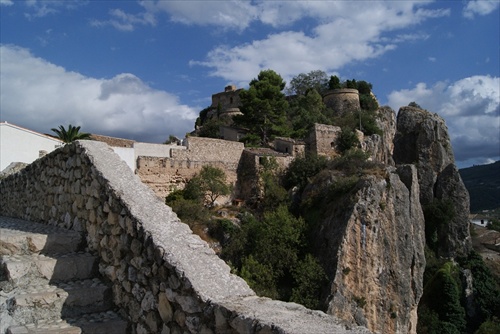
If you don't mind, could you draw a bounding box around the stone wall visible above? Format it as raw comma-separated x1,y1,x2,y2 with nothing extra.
136,137,244,199
0,140,371,334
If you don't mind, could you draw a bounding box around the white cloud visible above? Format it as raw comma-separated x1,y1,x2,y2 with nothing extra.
463,0,500,18
90,2,449,84
21,0,86,19
90,8,156,31
0,0,14,6
0,45,197,142
141,0,258,30
387,76,500,165
186,1,448,83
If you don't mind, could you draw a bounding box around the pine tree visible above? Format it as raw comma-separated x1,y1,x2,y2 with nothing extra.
233,70,289,146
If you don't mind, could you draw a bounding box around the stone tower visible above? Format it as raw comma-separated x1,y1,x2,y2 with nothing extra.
323,88,360,115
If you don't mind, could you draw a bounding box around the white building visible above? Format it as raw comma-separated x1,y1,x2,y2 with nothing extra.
0,122,63,171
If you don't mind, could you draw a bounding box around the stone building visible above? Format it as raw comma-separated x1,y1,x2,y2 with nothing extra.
210,85,243,119
274,137,305,157
307,123,342,157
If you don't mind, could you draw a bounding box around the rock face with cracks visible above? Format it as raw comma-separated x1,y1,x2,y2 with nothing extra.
393,106,471,258
309,165,426,334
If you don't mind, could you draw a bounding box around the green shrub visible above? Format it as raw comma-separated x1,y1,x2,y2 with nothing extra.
240,255,279,299
291,254,328,310
337,127,359,153
329,148,369,175
283,154,328,191
487,218,500,232
423,199,455,255
459,251,500,330
418,261,466,334
475,318,500,334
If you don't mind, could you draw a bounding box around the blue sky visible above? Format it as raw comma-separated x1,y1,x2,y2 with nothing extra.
1,0,499,168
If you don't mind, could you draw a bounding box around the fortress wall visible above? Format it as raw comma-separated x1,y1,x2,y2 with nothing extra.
136,137,245,198
0,140,368,334
136,156,239,199
174,136,244,164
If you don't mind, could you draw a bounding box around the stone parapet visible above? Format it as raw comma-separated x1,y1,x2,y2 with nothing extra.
0,140,371,334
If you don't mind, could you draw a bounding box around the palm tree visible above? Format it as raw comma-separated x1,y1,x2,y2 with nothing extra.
51,124,91,143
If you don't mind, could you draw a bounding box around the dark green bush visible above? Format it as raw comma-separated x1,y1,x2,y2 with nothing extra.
337,128,359,153
283,154,328,191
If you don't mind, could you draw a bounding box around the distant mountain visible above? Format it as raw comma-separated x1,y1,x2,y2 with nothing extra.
459,161,500,213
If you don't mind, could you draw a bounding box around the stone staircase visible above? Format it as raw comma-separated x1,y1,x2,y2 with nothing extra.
0,216,129,334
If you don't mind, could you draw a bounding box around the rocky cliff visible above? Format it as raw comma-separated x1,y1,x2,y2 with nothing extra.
309,165,425,334
304,105,471,333
393,106,471,258
361,106,396,166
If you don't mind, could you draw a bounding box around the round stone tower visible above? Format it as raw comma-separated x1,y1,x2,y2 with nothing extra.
323,88,360,115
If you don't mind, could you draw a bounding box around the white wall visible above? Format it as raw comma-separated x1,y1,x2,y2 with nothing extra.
111,147,136,171
0,122,63,171
471,219,489,227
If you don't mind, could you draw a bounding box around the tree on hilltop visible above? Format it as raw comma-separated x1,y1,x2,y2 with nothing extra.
287,70,329,96
51,124,91,143
233,70,289,146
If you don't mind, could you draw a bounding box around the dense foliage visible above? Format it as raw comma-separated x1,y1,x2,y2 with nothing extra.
287,70,329,96
418,198,500,334
233,70,289,146
423,199,455,255
196,69,381,146
287,88,331,138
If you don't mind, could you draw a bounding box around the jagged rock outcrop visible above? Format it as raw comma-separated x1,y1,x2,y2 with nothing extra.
393,106,455,205
434,164,472,257
393,106,471,258
309,166,426,333
362,106,397,166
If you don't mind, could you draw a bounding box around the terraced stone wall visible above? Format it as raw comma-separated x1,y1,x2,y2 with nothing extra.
0,140,370,334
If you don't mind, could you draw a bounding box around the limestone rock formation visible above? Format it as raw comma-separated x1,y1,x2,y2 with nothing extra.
362,106,396,166
309,166,426,333
393,106,455,205
434,164,472,257
393,106,471,258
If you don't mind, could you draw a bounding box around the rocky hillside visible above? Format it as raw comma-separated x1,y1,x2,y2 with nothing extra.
460,160,500,213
